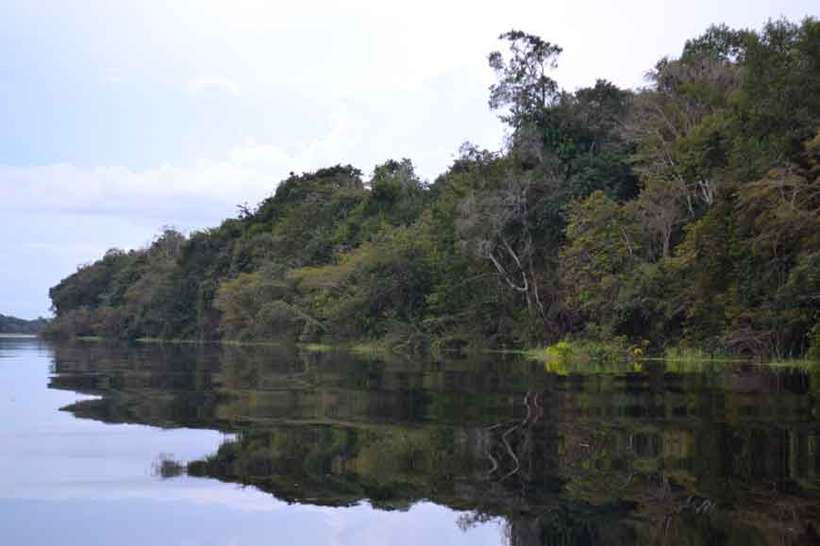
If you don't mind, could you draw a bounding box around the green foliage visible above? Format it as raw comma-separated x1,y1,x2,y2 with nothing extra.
214,269,310,341
0,314,49,334
45,18,820,358
525,338,632,370
808,323,820,361
561,191,645,312
488,30,562,128
662,345,739,363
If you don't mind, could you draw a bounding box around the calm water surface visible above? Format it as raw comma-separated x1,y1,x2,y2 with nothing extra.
1,336,818,545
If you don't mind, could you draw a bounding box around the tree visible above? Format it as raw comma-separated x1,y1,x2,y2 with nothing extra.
631,177,683,259
488,30,562,129
625,53,737,214
214,267,316,341
43,17,820,358
456,169,546,323
560,192,645,323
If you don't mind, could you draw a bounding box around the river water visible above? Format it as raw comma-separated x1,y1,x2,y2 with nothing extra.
1,336,818,545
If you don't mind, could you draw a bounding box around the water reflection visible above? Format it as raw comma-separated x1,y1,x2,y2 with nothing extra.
49,342,820,546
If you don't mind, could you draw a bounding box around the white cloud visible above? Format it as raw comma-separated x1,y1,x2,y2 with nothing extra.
0,105,370,225
188,77,241,96
0,78,497,227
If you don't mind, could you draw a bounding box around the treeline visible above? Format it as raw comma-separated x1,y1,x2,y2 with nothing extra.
47,19,820,357
0,314,49,334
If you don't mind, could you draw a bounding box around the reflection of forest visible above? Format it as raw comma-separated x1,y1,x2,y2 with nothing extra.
49,342,820,546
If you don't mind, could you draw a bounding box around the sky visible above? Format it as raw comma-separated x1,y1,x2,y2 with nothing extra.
0,0,816,319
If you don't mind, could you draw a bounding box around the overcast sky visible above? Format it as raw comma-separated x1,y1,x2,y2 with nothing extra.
1,0,816,319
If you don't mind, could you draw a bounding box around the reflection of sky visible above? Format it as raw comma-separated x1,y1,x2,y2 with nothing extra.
0,338,505,545
3,499,505,546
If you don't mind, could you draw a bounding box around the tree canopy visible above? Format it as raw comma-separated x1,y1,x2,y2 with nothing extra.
46,17,820,358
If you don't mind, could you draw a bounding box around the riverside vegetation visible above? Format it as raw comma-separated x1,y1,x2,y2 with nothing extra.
0,314,49,334
46,19,820,359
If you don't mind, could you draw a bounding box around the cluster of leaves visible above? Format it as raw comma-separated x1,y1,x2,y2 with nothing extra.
46,18,820,357
560,19,820,357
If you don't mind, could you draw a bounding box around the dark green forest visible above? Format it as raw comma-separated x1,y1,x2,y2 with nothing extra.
46,19,820,358
0,314,48,334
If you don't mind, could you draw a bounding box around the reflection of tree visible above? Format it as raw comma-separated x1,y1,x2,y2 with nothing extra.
485,390,545,482
46,341,820,546
152,453,185,479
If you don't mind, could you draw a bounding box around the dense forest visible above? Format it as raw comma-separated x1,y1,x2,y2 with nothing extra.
46,18,820,358
0,314,49,334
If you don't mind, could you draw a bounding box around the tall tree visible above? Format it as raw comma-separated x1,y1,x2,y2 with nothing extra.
488,30,562,130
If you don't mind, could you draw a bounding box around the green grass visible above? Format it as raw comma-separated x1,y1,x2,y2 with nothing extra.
758,358,820,370
526,339,629,361
299,342,336,353
658,345,744,363
522,340,820,374
135,337,213,345
349,341,392,356
524,339,635,374
51,334,820,371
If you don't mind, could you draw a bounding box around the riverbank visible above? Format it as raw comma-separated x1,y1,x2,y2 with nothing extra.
49,334,820,369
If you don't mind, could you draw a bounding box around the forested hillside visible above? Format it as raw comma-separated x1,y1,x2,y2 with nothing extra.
0,314,49,334
46,19,820,358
